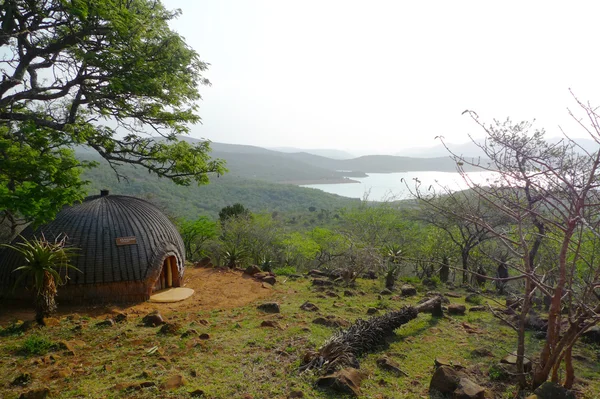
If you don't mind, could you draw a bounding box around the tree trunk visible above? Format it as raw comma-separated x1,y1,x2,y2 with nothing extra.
35,271,57,325
461,250,469,285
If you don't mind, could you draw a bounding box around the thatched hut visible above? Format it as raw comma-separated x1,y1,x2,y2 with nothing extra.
0,190,185,303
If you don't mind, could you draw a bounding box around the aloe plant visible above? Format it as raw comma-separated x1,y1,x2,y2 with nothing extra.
3,234,80,325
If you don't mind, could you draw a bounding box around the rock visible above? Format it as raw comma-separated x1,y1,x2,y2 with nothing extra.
288,390,304,398
309,269,329,277
181,329,199,338
95,318,115,327
142,312,165,327
533,381,576,399
245,265,262,275
262,276,276,285
524,313,548,332
316,368,366,396
199,333,210,340
114,381,155,391
158,322,182,335
469,306,486,312
257,302,280,313
41,317,60,327
51,367,72,379
344,290,355,297
501,352,532,372
400,284,417,296
299,301,319,312
313,316,350,329
19,388,50,399
380,288,393,295
582,325,600,344
446,292,461,298
465,294,482,304
422,277,437,287
447,304,466,315
11,372,32,387
312,278,333,286
325,290,340,298
376,356,406,376
113,312,127,323
260,320,283,329
454,377,485,399
429,365,462,394
190,389,206,397
161,374,186,390
424,291,449,303
367,308,378,315
471,348,493,357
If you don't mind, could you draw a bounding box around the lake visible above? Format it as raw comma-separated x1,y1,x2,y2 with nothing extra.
300,171,497,201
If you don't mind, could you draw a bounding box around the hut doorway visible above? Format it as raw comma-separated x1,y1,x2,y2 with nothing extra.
153,255,180,292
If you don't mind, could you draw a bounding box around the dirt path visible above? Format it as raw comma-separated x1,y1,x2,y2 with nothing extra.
0,267,273,324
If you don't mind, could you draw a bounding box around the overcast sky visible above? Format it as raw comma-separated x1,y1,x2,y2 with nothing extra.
163,0,600,154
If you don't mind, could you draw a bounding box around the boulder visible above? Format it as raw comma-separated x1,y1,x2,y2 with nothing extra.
158,322,182,335
257,302,280,313
95,318,115,327
260,320,283,330
454,378,485,399
429,365,462,394
161,374,186,390
401,285,417,296
190,389,206,397
316,368,366,396
501,352,532,372
142,312,165,327
299,301,319,312
312,278,333,287
533,381,576,399
376,356,406,377
244,265,262,276
465,294,482,304
582,325,600,344
313,316,350,329
11,373,32,387
447,304,466,315
262,276,276,285
344,290,355,297
288,390,304,398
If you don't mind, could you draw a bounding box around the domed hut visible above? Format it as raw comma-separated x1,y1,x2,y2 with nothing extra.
0,190,185,303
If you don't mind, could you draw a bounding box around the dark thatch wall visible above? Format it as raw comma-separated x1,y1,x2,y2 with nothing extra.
0,194,185,303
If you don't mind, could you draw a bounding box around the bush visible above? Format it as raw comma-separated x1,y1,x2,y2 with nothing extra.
272,266,297,276
401,276,421,285
20,334,53,355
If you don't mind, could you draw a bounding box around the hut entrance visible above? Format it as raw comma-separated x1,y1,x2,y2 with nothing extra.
154,256,180,292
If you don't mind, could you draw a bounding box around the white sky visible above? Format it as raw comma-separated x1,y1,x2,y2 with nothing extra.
163,0,600,154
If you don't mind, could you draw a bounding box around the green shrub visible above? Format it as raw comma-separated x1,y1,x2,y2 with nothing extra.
272,266,297,276
401,276,421,285
20,334,53,355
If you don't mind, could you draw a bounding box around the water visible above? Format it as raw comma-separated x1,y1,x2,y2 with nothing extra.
300,171,497,201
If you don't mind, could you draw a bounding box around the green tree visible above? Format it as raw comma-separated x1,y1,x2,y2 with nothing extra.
0,0,226,235
219,203,250,223
3,235,79,325
178,217,219,261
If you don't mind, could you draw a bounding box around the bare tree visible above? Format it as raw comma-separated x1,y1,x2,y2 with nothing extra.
428,93,600,389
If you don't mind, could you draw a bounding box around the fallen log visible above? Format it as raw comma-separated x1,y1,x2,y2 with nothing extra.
301,296,442,374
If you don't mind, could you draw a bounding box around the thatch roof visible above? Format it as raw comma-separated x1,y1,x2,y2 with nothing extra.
0,192,185,301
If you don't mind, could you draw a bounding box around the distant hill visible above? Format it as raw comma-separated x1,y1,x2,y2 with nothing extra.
270,146,356,159
395,137,600,158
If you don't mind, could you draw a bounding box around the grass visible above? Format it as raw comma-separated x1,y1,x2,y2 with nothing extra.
0,272,599,398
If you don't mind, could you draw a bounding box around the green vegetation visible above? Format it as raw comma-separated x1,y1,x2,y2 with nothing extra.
0,0,225,235
3,235,79,324
20,334,54,356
